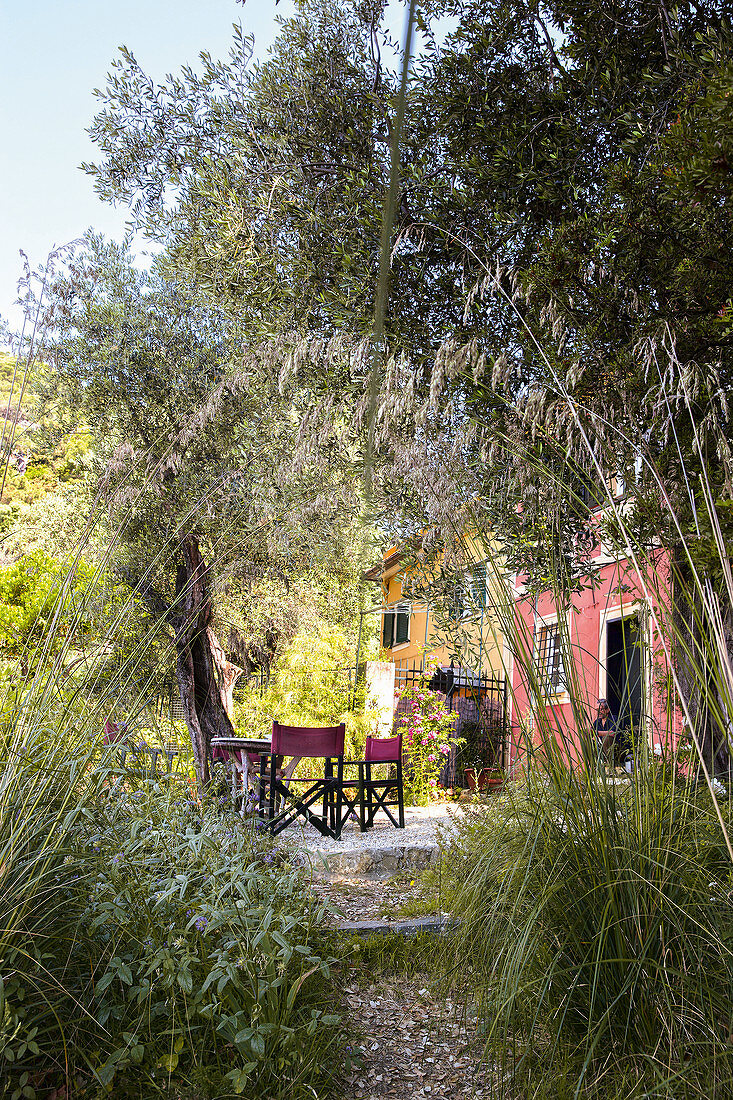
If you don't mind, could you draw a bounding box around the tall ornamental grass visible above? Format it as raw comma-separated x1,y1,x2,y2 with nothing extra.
427,385,733,1096
0,693,103,1094
441,755,733,1098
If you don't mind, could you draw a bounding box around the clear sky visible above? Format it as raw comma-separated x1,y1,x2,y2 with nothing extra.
0,0,297,336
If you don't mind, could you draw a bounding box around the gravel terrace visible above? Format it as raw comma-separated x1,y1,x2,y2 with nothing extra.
281,802,462,879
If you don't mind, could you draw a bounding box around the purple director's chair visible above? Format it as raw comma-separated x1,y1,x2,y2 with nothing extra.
259,722,349,839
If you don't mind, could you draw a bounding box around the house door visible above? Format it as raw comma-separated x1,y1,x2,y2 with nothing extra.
605,615,643,747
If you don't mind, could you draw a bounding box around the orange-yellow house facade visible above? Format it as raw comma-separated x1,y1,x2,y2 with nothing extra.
364,541,506,685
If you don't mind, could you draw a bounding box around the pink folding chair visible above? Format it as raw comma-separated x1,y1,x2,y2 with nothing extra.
103,719,127,745
360,734,405,830
259,722,347,839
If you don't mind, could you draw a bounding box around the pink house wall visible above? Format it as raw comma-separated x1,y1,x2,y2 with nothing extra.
508,548,680,770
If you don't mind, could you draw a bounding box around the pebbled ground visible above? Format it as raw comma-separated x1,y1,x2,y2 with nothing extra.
309,870,494,1099
339,976,493,1099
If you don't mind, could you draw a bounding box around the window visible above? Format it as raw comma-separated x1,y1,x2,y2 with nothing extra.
383,605,410,648
448,562,489,619
613,455,644,500
466,562,488,609
575,470,605,510
536,622,566,693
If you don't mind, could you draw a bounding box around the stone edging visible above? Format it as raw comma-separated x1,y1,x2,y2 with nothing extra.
300,843,440,877
334,913,457,936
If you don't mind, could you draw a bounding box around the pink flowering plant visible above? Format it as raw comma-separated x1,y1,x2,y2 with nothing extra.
397,686,462,805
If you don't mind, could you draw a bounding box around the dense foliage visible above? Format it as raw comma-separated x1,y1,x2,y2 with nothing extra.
75,787,341,1097
0,550,94,660
234,604,376,762
0,703,344,1099
81,0,733,607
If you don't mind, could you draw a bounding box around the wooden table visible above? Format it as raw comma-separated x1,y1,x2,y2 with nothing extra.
210,737,272,816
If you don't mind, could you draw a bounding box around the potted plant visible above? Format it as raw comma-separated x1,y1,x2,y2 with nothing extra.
480,765,505,790
463,759,505,791
464,757,485,791
459,721,504,791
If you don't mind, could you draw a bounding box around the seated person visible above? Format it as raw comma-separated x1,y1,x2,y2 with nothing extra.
593,699,616,761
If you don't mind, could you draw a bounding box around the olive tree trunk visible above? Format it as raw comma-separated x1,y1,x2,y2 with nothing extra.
171,535,241,790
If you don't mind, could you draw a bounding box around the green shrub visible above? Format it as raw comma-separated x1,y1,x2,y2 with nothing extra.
235,619,370,763
0,550,95,659
0,679,345,1099
0,503,20,534
56,428,93,482
23,464,49,482
74,785,343,1097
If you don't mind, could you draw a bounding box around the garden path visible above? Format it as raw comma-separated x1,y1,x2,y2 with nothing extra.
337,975,493,1099
294,802,494,1098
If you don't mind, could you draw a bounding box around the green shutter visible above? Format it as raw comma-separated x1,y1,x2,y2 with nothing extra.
395,609,409,645
383,611,394,648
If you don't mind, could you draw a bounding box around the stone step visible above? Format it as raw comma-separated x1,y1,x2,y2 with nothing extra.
301,842,439,878
334,913,456,936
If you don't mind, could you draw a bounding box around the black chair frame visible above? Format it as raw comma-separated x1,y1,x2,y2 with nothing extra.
259,754,349,839
361,757,405,830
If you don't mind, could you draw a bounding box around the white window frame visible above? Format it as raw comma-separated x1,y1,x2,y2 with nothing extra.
533,610,571,703
458,561,489,619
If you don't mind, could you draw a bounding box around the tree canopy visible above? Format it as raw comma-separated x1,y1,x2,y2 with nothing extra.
78,0,733,774
84,0,733,485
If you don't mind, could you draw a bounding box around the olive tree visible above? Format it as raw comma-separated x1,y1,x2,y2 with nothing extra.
40,235,361,787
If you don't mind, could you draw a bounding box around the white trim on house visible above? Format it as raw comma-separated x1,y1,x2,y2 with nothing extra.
502,635,515,755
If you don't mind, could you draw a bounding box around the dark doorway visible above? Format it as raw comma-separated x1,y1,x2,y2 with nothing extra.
605,615,643,757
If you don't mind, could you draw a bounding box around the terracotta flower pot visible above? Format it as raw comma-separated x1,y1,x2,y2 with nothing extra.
482,768,504,790
464,767,504,792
